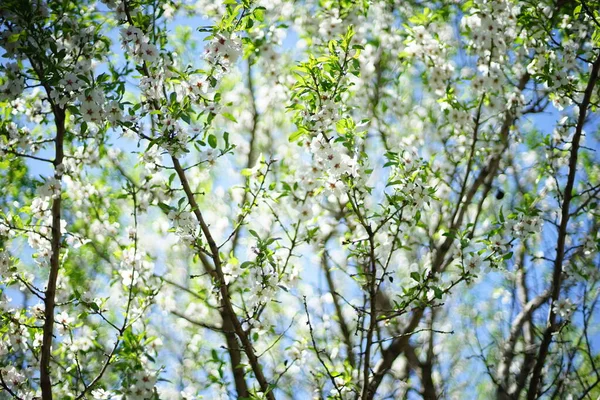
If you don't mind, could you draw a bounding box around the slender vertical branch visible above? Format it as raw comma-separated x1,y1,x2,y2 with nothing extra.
451,93,486,227
527,52,600,400
303,297,344,398
171,157,275,400
40,106,65,400
119,3,263,395
361,226,377,400
421,311,438,400
365,73,530,399
322,249,356,368
223,318,250,399
229,58,260,254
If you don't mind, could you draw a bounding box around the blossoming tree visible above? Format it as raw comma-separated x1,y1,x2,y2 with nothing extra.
0,0,599,399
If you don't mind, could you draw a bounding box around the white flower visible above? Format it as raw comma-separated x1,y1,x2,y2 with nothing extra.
553,298,576,320
60,72,82,92
201,148,218,166
464,252,490,273
188,75,213,98
79,89,105,124
1,366,25,387
222,260,241,285
168,210,196,239
318,15,344,38
139,42,159,63
309,133,329,156
324,176,345,197
31,197,50,217
91,388,114,399
341,154,359,177
135,371,156,390
106,100,122,124
120,26,143,43
127,370,156,400
513,215,541,238
297,202,313,221
0,64,24,101
203,102,221,115
204,34,242,70
56,311,74,334
39,178,61,199
30,302,45,319
490,233,509,253
65,234,91,249
181,386,197,400
33,331,43,347
9,326,29,351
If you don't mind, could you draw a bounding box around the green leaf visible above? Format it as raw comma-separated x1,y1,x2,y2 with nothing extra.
7,33,21,43
289,130,304,142
223,131,230,148
254,7,265,22
222,112,237,123
208,134,217,148
410,272,420,282
158,202,172,213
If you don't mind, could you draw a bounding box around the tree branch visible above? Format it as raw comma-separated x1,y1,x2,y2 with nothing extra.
527,52,600,400
40,105,65,400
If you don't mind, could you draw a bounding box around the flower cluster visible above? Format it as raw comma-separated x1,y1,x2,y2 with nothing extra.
0,122,33,154
126,370,157,400
221,258,241,285
180,75,215,103
91,388,114,399
119,247,154,287
306,133,358,197
307,97,339,133
405,24,454,96
157,115,189,157
387,149,433,209
121,26,160,65
462,0,519,60
524,11,590,109
55,311,74,335
0,366,25,389
167,210,199,245
318,11,344,39
139,74,164,101
7,323,30,352
459,0,525,113
509,214,542,238
203,33,242,74
22,178,68,268
79,89,108,124
0,62,24,101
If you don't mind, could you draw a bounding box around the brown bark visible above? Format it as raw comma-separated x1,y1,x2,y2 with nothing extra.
40,107,65,400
